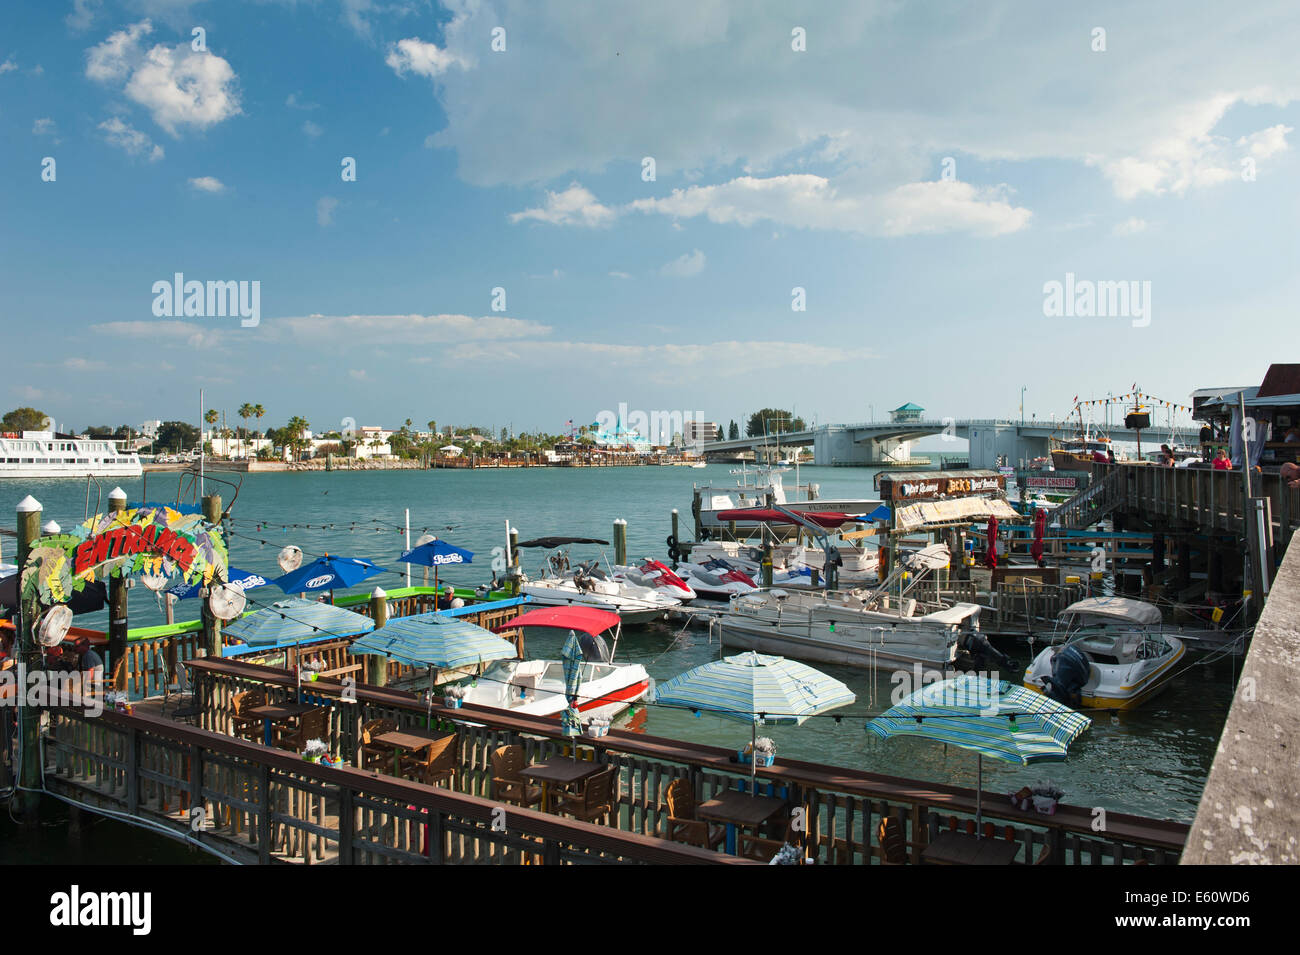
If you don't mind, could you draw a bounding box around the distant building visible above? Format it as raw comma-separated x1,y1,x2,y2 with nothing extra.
140,420,162,438
685,421,719,447
890,403,925,423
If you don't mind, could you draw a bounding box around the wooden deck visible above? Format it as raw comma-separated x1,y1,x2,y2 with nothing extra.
39,656,1189,865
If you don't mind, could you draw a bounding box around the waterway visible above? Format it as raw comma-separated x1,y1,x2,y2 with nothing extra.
2,464,1234,861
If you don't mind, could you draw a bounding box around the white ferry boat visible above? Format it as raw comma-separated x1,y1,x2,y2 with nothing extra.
0,431,142,479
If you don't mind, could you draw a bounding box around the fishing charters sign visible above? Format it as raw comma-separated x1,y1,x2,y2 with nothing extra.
20,504,228,607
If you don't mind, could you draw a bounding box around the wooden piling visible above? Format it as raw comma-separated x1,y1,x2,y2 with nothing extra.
14,495,42,821
108,488,129,684
613,519,627,567
670,509,680,568
200,493,223,658
366,588,388,687
508,526,521,596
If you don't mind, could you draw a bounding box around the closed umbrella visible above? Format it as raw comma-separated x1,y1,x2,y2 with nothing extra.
865,674,1090,834
559,630,585,747
1030,509,1046,565
654,651,855,792
984,516,999,569
273,554,386,596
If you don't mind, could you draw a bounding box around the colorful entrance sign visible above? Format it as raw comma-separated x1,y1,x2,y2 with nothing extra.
21,505,227,607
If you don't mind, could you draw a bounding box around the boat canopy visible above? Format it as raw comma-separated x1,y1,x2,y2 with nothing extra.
714,508,854,528
493,605,621,636
513,536,610,548
1059,597,1163,626
920,603,982,625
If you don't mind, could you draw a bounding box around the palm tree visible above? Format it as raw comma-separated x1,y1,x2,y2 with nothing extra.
285,416,310,461
252,404,265,446
204,409,218,455
237,403,253,459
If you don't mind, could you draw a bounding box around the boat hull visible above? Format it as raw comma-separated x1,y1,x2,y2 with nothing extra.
717,616,958,669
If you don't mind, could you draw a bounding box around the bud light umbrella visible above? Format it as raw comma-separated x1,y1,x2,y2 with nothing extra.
273,554,386,597
397,539,473,602
865,674,1091,836
167,567,271,600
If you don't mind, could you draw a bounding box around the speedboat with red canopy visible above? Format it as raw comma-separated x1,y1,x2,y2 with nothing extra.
455,606,651,721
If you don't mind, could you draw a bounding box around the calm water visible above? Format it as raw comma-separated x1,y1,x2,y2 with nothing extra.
3,465,1233,860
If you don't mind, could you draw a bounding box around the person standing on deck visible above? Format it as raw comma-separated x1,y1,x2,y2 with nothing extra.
1212,448,1232,470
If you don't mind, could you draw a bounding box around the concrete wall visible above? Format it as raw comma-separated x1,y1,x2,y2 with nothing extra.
1183,541,1300,863
965,424,1050,469
813,426,913,465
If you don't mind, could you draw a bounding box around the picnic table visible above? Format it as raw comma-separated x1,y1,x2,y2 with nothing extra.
696,790,787,855
519,757,604,812
372,730,442,777
921,830,1022,865
246,702,316,746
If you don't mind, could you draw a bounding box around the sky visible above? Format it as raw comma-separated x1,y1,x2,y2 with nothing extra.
2,0,1298,440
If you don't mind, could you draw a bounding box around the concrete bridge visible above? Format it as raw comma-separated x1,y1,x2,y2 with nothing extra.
702,419,1203,468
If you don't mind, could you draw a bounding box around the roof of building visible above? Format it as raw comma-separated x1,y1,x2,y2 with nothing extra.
892,402,925,412
1257,364,1300,398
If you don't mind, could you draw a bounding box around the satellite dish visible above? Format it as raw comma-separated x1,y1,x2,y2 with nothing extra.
141,574,170,593
278,545,303,573
208,581,247,621
38,606,73,648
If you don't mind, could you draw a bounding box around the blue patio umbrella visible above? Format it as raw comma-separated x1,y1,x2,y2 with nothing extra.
221,596,374,649
167,566,272,600
397,538,473,597
348,612,516,670
865,674,1091,834
274,554,386,595
655,651,855,790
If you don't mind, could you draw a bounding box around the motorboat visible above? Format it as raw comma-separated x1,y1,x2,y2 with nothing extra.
514,537,681,625
692,465,883,540
1023,597,1186,710
685,537,878,585
611,558,697,602
713,545,1012,671
458,606,650,721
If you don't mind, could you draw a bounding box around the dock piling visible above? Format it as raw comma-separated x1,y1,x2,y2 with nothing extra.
366,588,388,687
613,518,627,567
200,493,223,659
670,509,680,568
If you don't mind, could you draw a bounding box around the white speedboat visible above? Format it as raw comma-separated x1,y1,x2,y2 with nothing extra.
1024,598,1185,710
460,606,650,720
692,465,883,540
0,430,142,479
515,540,680,625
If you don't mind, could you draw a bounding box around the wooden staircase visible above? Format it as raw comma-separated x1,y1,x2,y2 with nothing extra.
1053,468,1125,530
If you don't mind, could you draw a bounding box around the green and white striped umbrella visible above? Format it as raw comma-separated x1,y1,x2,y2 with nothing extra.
865,674,1091,833
348,611,517,670
654,651,856,725
223,596,374,649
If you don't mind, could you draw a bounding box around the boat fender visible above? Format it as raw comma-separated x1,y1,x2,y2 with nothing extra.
666,535,680,561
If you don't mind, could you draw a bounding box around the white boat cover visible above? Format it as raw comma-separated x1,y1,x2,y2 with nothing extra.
894,496,1021,531
919,602,982,625
1059,597,1163,626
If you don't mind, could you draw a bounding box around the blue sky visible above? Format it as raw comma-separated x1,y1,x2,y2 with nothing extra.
2,1,1298,439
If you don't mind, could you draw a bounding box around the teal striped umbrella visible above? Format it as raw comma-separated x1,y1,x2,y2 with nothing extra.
655,651,855,791
223,596,374,649
347,612,517,670
865,674,1091,833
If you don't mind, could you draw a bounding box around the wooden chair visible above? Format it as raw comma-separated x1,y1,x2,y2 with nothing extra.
230,688,267,741
554,766,617,825
358,718,398,772
275,706,330,753
400,733,459,787
491,745,542,807
877,816,908,864
662,778,724,850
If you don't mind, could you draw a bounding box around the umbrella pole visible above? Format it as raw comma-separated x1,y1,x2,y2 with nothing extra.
434,566,439,611
976,753,983,838
751,722,757,797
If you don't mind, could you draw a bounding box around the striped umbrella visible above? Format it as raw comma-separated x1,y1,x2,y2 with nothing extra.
865,674,1091,833
655,651,855,790
347,612,517,670
222,596,374,649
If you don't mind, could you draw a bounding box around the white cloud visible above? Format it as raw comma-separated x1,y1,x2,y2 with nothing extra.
660,249,706,277
1112,217,1148,236
98,117,164,161
509,183,617,227
90,320,221,349
302,120,323,138
272,313,552,345
609,271,633,279
32,118,57,138
86,20,241,136
61,357,106,371
316,196,339,226
0,58,17,75
188,176,225,192
66,0,100,32
348,368,368,380
286,91,319,110
386,37,469,79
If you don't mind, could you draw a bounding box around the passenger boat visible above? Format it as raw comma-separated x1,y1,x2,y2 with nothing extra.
460,606,651,721
0,430,142,479
1022,597,1186,710
712,545,1010,670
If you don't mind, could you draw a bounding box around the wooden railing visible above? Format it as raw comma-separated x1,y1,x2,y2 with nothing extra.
44,705,744,865
173,657,1188,865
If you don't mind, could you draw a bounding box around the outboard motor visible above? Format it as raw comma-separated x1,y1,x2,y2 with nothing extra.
1042,645,1090,706
956,631,1014,672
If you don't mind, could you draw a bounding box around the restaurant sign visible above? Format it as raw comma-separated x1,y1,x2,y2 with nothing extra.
880,472,1007,502
21,505,227,607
